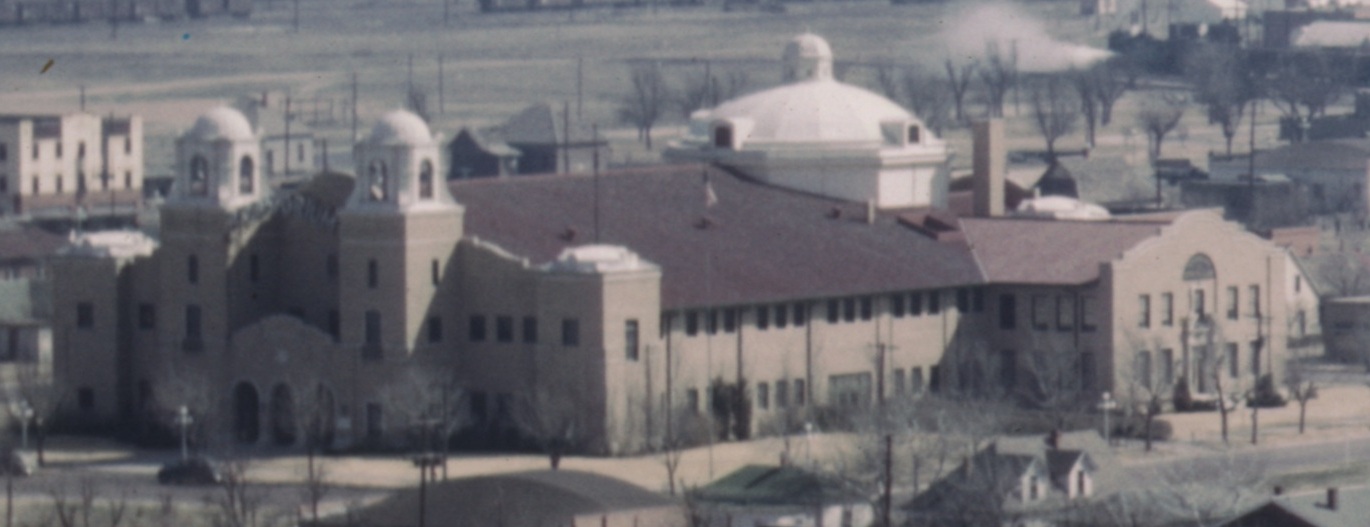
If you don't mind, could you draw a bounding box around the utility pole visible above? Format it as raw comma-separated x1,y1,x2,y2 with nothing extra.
407,54,415,98
592,123,599,243
284,94,292,179
561,100,570,173
79,85,86,112
351,72,359,144
576,56,584,119
438,53,445,115
882,434,893,527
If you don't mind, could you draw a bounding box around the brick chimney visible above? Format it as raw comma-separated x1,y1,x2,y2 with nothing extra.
1327,487,1338,510
973,119,1005,218
1046,429,1061,450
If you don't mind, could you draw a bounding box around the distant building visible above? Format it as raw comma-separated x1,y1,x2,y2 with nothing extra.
1181,175,1312,231
1208,140,1370,215
447,128,520,179
695,465,873,527
1222,486,1368,527
0,0,250,24
234,95,320,186
0,113,144,220
447,103,608,180
314,470,686,527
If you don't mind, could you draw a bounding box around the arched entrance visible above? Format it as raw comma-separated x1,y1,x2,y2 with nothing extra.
233,382,260,444
270,384,296,446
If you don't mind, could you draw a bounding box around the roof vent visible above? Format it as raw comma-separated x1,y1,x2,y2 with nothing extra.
560,227,577,241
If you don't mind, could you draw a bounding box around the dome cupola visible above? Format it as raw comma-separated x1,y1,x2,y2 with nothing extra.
783,33,834,82
347,109,456,212
170,106,263,210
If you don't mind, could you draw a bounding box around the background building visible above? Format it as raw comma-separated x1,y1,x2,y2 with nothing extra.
0,113,144,221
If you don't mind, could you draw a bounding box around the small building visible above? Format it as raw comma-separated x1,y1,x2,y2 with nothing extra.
1034,156,1165,213
500,102,607,176
234,95,319,186
1181,175,1312,231
694,465,872,527
1208,140,1370,215
0,113,144,220
446,127,521,179
1222,487,1368,527
316,470,686,527
1321,296,1370,363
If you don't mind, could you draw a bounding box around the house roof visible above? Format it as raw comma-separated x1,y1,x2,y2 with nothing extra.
499,102,600,146
1224,487,1370,527
454,127,521,157
1293,21,1370,48
0,222,66,264
906,448,1042,513
959,217,1165,285
696,465,866,506
1042,157,1156,207
334,470,676,527
450,164,983,308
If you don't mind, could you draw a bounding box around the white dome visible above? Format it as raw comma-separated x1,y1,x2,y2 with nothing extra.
188,107,254,142
367,110,432,145
709,80,921,145
784,33,833,62
549,244,652,273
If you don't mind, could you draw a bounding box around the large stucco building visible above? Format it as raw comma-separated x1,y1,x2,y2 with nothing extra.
0,112,144,219
50,35,1297,454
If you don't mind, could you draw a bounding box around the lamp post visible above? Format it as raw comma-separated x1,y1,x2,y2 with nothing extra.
1098,392,1118,445
175,405,193,462
17,401,32,451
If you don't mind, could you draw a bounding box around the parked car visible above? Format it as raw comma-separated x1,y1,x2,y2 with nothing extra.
157,457,222,485
0,447,35,476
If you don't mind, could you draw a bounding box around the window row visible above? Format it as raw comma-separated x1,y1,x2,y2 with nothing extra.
1011,294,1096,332
754,379,809,410
672,288,986,338
468,315,578,347
1138,285,1260,329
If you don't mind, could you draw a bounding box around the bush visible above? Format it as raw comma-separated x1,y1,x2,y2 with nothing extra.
1112,415,1174,442
1249,374,1288,408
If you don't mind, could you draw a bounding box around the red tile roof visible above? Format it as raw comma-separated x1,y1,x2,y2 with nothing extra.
450,165,983,309
959,217,1166,285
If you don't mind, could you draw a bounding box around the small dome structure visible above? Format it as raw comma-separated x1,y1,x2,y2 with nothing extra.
367,110,433,146
188,107,255,142
1012,195,1111,221
708,82,917,146
549,244,654,274
783,33,834,81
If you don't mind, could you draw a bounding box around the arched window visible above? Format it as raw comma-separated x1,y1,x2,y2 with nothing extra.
238,155,254,195
1182,254,1215,281
368,160,388,202
418,160,434,200
713,125,733,149
189,155,209,196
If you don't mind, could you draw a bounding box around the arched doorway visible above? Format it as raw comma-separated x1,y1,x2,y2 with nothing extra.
234,382,260,444
270,384,296,446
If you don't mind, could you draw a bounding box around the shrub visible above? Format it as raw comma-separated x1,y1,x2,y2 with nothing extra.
1173,376,1195,411
1249,374,1288,408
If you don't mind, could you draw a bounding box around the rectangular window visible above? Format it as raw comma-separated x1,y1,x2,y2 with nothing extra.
910,292,923,315
55,175,62,194
30,177,36,195
76,302,94,329
1139,294,1151,328
794,379,806,406
999,294,1016,330
1080,296,1097,332
775,304,788,328
625,319,639,361
1161,293,1174,326
843,298,857,322
187,255,199,284
1056,296,1074,331
706,309,718,335
30,143,36,160
431,259,440,286
185,304,203,340
364,310,381,345
793,303,806,326
757,306,770,330
1251,341,1263,377
522,316,537,344
428,316,443,343
496,316,514,343
757,382,769,409
1159,349,1175,386
859,297,873,320
1249,285,1261,317
910,367,924,393
1226,286,1239,320
124,171,132,189
1227,343,1240,378
956,288,969,313
685,311,699,336
468,315,486,342
367,259,378,289
1193,289,1206,320
124,137,131,154
891,294,906,318
893,368,906,395
137,303,156,330
1294,276,1301,293
328,310,340,342
973,288,985,312
827,300,840,323
686,389,700,413
775,380,789,407
249,254,260,283
928,291,941,314
723,308,737,333
562,318,580,347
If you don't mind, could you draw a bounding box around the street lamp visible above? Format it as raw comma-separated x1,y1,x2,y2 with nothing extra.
1098,392,1118,446
174,405,194,462
17,401,33,451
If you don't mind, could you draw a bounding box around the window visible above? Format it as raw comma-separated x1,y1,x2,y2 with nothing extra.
1251,341,1263,376
468,315,486,342
891,294,906,318
30,143,36,160
956,289,969,313
367,160,388,201
1080,296,1097,332
776,381,789,407
930,291,944,315
419,160,435,199
894,369,906,395
1226,286,1239,320
55,142,62,158
686,389,700,413
794,380,806,406
843,298,856,322
973,288,985,312
55,175,63,194
859,297,873,320
706,309,718,335
1161,293,1174,326
1193,289,1206,320
30,177,36,195
522,316,537,344
1159,349,1175,387
77,388,94,411
298,143,305,162
686,311,699,336
723,308,737,333
1249,285,1261,317
124,171,132,189
562,318,580,347
1139,295,1151,328
1029,476,1039,501
1218,342,1238,379
138,303,156,330
1056,296,1074,331
999,294,1016,330
428,316,443,343
496,316,514,343
189,155,208,196
827,300,839,323
1294,276,1301,293
185,304,203,349
625,319,639,361
76,302,94,329
326,254,338,281
775,304,788,328
431,259,440,285
124,137,131,154
910,292,923,315
757,306,770,330
910,367,924,393
367,260,378,289
364,310,381,345
249,254,260,283
1137,351,1153,389
757,383,769,409
908,125,921,143
238,155,254,194
328,310,340,342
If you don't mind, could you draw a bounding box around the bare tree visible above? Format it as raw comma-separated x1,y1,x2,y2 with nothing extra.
617,61,670,150
900,66,953,136
1314,250,1370,297
675,67,713,119
873,64,901,102
1267,50,1350,140
1184,45,1257,156
2,360,62,466
1094,58,1131,127
1137,92,1188,162
978,41,1017,119
379,366,466,477
298,449,330,525
1151,452,1267,526
1070,68,1101,148
1027,75,1079,158
514,381,585,469
944,58,977,124
208,458,264,527
1119,337,1175,453
1286,356,1318,435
